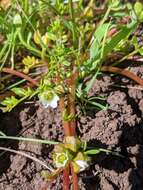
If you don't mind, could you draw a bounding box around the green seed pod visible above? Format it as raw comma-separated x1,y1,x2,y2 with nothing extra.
80,71,86,78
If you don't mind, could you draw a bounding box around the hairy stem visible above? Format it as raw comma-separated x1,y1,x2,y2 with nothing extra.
0,146,54,171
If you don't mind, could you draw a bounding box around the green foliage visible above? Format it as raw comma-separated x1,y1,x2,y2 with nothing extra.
62,109,75,121
134,1,143,22
90,23,110,60
84,149,101,155
11,87,33,97
0,96,19,112
84,147,123,157
1,0,143,113
0,134,59,145
0,1,140,185
0,87,34,112
22,56,40,73
13,13,22,26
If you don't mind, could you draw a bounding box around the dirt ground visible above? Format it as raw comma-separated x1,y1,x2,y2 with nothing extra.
0,65,143,190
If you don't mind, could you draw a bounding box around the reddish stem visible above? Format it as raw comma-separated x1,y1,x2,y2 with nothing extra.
2,67,39,86
67,70,79,136
59,96,71,190
101,66,143,86
59,97,72,136
70,163,79,190
59,69,79,190
67,71,79,189
63,166,70,190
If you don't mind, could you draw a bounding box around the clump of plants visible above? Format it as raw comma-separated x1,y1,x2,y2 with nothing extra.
0,0,143,189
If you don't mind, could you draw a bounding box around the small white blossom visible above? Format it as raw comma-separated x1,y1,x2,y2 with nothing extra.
63,0,79,3
75,160,89,172
39,91,59,108
55,152,69,168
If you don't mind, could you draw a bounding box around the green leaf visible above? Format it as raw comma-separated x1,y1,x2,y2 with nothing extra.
109,0,120,9
131,36,138,49
81,141,87,151
63,60,71,66
27,32,32,45
87,100,108,110
26,87,33,96
46,32,57,41
84,70,99,93
139,12,143,22
11,87,33,97
0,96,19,112
103,21,137,57
90,23,110,60
0,131,6,136
1,96,18,106
0,87,33,112
84,149,101,155
0,135,59,145
11,88,27,97
138,47,143,56
13,14,22,25
134,2,143,17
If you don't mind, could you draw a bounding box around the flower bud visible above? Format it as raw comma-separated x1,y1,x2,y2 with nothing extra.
34,30,41,45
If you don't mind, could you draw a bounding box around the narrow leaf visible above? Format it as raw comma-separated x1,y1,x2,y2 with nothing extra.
84,149,101,155
0,135,59,145
103,21,137,57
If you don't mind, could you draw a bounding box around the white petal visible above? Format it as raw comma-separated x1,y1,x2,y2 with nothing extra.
50,100,58,108
49,95,59,108
54,94,60,101
39,92,59,108
42,101,50,108
39,95,49,108
75,160,89,171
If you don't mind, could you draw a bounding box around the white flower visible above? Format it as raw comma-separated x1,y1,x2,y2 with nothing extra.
54,152,69,168
75,160,89,172
63,0,79,4
39,91,59,108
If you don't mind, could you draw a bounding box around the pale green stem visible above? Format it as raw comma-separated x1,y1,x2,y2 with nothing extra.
99,7,111,27
0,135,59,145
0,146,54,171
